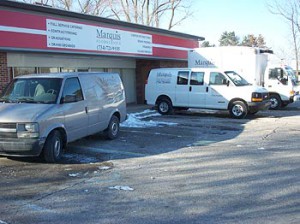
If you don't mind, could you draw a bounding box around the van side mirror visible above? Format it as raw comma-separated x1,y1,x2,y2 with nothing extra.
222,79,229,86
280,77,288,85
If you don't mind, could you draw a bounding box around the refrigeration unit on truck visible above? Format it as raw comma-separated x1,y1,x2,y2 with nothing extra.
188,46,300,109
145,67,270,119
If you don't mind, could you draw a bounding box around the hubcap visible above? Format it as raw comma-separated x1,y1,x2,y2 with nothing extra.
111,122,119,136
159,102,169,113
53,138,61,158
270,98,278,108
232,104,244,117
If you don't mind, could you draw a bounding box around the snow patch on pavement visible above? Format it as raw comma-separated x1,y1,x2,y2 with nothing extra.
121,109,177,128
109,185,134,191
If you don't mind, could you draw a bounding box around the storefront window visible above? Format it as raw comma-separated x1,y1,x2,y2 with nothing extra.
90,68,105,72
13,67,37,77
61,68,76,72
77,68,89,72
39,67,59,73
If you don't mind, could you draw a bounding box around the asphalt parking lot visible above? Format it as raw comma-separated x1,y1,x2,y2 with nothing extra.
0,103,300,224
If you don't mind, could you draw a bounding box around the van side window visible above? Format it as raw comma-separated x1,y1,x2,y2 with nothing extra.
209,72,227,85
62,77,83,103
177,71,189,85
190,72,204,85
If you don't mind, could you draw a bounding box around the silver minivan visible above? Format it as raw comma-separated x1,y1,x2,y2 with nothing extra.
0,72,127,162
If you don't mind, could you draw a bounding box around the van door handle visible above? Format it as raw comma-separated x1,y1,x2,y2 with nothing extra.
189,86,192,92
85,107,88,114
206,87,209,92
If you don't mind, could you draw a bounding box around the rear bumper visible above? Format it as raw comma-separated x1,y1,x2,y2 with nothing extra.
248,100,271,112
0,138,43,157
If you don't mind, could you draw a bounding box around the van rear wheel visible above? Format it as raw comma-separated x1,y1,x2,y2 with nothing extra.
104,115,120,140
43,130,63,163
229,101,247,119
157,99,173,115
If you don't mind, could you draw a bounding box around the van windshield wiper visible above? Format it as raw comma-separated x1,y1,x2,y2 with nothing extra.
16,98,39,103
0,97,13,103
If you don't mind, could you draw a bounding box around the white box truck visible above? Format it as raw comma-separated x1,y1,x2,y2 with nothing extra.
145,67,270,119
188,46,300,109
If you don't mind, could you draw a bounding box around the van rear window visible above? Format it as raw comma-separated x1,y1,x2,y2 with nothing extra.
190,72,204,85
177,71,189,85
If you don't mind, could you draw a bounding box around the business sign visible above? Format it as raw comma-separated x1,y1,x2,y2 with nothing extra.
0,9,199,59
47,19,152,55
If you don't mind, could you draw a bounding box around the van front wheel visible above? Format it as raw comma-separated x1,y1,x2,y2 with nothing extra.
229,101,248,119
157,99,173,115
43,130,63,163
269,95,282,110
104,115,120,140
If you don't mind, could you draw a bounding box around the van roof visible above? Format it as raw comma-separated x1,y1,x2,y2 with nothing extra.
15,72,118,79
151,68,225,72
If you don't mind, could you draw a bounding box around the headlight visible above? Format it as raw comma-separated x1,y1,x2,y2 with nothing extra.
251,92,263,102
290,90,296,96
17,123,39,138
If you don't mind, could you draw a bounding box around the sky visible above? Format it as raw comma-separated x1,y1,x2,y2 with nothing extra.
172,0,293,60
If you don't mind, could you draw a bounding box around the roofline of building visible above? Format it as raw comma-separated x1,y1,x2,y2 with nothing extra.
1,0,204,41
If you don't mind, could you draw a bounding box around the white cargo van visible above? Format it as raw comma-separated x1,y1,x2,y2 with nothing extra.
145,68,270,118
0,72,126,162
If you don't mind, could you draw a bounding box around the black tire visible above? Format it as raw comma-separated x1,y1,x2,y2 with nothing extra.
104,115,120,140
229,101,248,119
269,95,282,110
157,99,173,115
43,130,63,163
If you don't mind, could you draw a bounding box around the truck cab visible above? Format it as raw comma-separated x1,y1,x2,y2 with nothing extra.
265,65,298,109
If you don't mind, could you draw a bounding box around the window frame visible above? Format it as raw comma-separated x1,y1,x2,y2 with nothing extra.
62,77,84,103
177,71,189,85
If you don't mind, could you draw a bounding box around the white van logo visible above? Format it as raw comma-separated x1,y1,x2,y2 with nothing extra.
195,60,215,67
156,72,172,84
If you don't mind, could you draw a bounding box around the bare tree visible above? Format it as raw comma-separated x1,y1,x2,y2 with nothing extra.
53,0,73,10
268,0,300,75
108,0,192,30
17,0,192,30
76,0,111,15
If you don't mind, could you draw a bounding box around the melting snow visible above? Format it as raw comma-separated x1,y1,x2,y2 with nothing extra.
109,185,134,191
68,173,80,177
121,109,177,128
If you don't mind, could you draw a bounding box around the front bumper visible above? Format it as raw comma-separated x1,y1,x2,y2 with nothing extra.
0,138,43,157
293,94,300,102
248,100,271,113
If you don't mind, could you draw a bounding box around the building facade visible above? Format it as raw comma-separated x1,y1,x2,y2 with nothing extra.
0,0,203,104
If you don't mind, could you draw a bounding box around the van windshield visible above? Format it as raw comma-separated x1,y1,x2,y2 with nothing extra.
225,71,250,86
0,78,62,104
